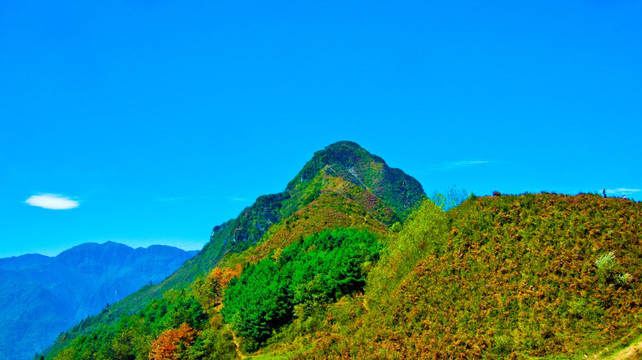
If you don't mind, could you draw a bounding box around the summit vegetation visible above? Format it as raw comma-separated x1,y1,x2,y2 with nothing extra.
41,142,641,360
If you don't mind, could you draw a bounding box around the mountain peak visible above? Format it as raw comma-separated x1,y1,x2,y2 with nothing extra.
314,140,385,168
287,141,378,188
322,140,371,155
286,141,425,218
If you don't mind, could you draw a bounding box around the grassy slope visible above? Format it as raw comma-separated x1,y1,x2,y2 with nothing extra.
225,173,396,268
267,193,641,359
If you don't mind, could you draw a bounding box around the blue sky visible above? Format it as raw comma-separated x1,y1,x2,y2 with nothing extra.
1,1,640,257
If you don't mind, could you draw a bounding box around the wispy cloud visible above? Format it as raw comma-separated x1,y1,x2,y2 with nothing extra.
154,195,214,202
155,196,195,202
427,160,496,171
25,194,79,210
449,160,492,167
606,188,641,195
228,196,251,203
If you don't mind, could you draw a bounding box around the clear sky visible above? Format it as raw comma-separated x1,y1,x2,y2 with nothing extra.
1,1,640,258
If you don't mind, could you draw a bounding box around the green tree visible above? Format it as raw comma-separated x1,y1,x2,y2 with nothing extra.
221,228,381,352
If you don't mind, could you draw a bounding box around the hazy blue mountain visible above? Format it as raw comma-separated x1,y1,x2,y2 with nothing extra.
0,242,198,360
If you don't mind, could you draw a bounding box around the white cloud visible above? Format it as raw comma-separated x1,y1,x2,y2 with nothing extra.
154,195,213,202
425,160,495,171
25,194,79,210
606,188,641,195
155,196,193,202
450,160,492,167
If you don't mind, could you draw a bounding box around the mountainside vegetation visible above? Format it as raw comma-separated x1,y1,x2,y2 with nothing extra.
42,141,425,359
42,142,641,360
286,193,641,359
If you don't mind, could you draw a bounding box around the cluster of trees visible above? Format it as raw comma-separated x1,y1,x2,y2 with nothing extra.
221,228,382,351
52,290,209,360
49,228,383,359
148,323,196,360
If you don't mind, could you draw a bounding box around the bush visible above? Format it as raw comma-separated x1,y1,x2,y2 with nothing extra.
595,252,616,284
616,272,634,287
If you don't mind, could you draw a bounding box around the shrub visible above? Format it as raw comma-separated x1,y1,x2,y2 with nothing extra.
616,272,634,287
595,252,616,284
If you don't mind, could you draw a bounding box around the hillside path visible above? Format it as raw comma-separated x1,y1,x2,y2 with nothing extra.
232,332,246,359
609,339,642,360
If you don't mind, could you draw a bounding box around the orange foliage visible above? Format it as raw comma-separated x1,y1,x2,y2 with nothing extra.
208,264,242,289
207,264,242,310
148,323,196,360
195,264,242,314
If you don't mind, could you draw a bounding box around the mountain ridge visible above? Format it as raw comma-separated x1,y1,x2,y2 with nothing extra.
60,141,425,310
0,242,197,360
44,142,641,359
44,140,427,358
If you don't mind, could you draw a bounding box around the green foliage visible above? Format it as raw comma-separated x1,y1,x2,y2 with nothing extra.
187,324,237,360
220,176,392,270
367,198,447,304
616,272,634,287
143,290,208,331
595,251,617,284
221,228,381,352
595,252,635,288
51,291,207,360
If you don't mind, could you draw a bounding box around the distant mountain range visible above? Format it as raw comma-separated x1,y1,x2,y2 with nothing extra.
0,242,198,360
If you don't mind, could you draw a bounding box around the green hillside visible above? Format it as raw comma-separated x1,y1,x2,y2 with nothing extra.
43,141,425,359
277,194,642,359
42,143,641,360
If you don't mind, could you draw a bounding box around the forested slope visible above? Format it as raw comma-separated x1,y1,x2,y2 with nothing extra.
44,142,641,359
44,141,426,359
